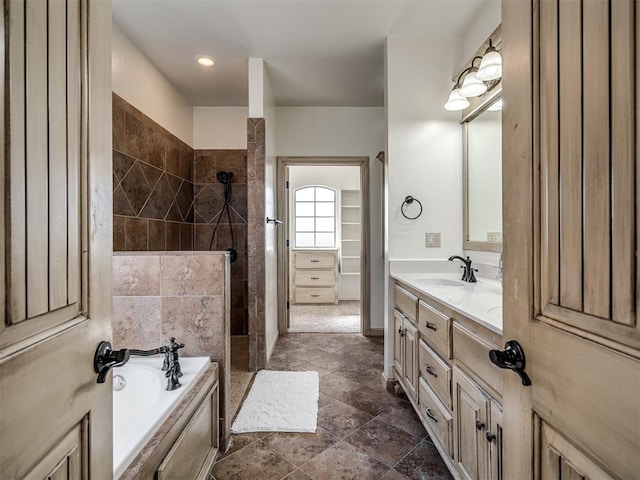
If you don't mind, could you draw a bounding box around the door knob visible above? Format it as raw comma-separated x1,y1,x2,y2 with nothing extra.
489,340,532,386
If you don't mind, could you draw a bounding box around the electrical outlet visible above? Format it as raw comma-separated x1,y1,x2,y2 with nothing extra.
426,232,441,248
487,232,502,242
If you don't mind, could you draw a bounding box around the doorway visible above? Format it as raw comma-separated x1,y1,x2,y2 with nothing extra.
277,157,370,336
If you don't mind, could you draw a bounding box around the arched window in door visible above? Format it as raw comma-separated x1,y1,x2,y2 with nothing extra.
294,186,336,248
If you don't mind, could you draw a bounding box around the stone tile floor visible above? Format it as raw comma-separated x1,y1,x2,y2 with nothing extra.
211,333,452,480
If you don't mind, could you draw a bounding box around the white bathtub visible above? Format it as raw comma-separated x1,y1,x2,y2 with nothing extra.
113,356,211,479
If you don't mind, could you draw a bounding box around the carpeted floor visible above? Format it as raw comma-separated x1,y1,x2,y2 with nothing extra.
289,301,361,333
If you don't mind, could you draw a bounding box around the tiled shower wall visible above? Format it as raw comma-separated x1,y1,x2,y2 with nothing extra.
193,150,249,336
112,93,195,251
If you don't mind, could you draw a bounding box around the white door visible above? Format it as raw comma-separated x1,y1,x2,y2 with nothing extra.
0,0,113,478
503,1,640,479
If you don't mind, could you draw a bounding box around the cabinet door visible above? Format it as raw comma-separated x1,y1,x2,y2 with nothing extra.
454,368,490,480
393,310,404,379
488,402,503,480
402,319,419,400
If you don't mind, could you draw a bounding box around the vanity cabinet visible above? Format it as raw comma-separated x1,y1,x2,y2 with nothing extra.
392,279,503,480
291,250,338,305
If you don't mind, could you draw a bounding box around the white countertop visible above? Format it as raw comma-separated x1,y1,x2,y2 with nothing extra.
390,272,503,334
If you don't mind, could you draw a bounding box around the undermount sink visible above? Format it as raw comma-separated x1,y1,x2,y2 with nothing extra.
414,277,465,287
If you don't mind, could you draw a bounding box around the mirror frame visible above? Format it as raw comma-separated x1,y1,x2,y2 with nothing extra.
462,84,503,253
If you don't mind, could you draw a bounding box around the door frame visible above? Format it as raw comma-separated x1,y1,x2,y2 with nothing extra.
276,156,371,336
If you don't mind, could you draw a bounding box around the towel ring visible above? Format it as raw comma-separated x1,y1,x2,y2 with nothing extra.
401,196,423,220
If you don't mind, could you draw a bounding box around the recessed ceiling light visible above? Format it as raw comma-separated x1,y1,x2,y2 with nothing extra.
196,56,215,67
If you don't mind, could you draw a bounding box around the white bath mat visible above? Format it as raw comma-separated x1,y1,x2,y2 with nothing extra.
231,370,319,433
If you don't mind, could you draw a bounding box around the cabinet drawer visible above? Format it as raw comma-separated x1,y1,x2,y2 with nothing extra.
394,285,418,321
453,324,503,398
295,270,335,286
418,340,452,410
419,378,453,458
418,300,452,359
294,252,336,269
157,383,218,480
294,287,336,304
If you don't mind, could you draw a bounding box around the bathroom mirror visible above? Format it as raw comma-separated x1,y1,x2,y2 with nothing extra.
463,92,502,253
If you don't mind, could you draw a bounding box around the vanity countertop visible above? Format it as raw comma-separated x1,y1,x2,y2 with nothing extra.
391,272,503,334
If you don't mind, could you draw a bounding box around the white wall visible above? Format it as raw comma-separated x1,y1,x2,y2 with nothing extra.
288,166,361,300
277,107,385,329
193,107,248,149
112,23,193,146
386,36,463,261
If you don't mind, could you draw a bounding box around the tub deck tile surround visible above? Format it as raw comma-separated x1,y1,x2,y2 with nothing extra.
211,334,451,480
119,362,219,480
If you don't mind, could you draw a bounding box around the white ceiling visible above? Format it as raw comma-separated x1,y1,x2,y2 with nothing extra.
112,0,489,107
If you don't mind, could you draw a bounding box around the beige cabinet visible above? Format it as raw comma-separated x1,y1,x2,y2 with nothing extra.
291,249,338,304
393,309,419,401
453,367,502,480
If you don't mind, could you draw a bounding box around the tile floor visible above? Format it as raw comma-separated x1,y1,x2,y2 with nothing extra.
212,333,453,480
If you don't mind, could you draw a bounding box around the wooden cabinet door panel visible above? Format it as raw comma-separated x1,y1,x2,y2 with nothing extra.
402,319,419,400
393,310,404,378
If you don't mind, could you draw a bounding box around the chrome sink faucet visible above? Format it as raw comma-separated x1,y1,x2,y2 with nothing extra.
448,255,478,283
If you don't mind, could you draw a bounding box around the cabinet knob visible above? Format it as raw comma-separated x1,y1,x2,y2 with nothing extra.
485,431,496,442
475,420,486,430
425,365,438,377
425,322,437,331
398,327,406,337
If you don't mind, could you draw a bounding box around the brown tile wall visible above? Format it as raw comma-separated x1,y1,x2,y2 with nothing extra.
112,93,194,251
246,118,266,371
112,251,231,444
193,150,248,336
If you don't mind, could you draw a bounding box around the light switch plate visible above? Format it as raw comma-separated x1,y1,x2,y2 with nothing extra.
487,232,502,242
426,232,441,248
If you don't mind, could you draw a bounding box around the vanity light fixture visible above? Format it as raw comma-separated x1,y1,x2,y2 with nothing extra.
445,39,502,111
196,55,215,67
445,85,470,111
459,67,487,97
476,40,502,81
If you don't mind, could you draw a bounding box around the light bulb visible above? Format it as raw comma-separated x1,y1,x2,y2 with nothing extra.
477,50,502,81
459,70,487,97
444,87,470,111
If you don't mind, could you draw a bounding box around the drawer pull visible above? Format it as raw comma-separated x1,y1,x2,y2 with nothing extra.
485,431,496,442
475,420,486,431
311,294,320,298
425,365,438,377
425,322,437,331
311,277,320,280
425,408,438,422
310,260,320,263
